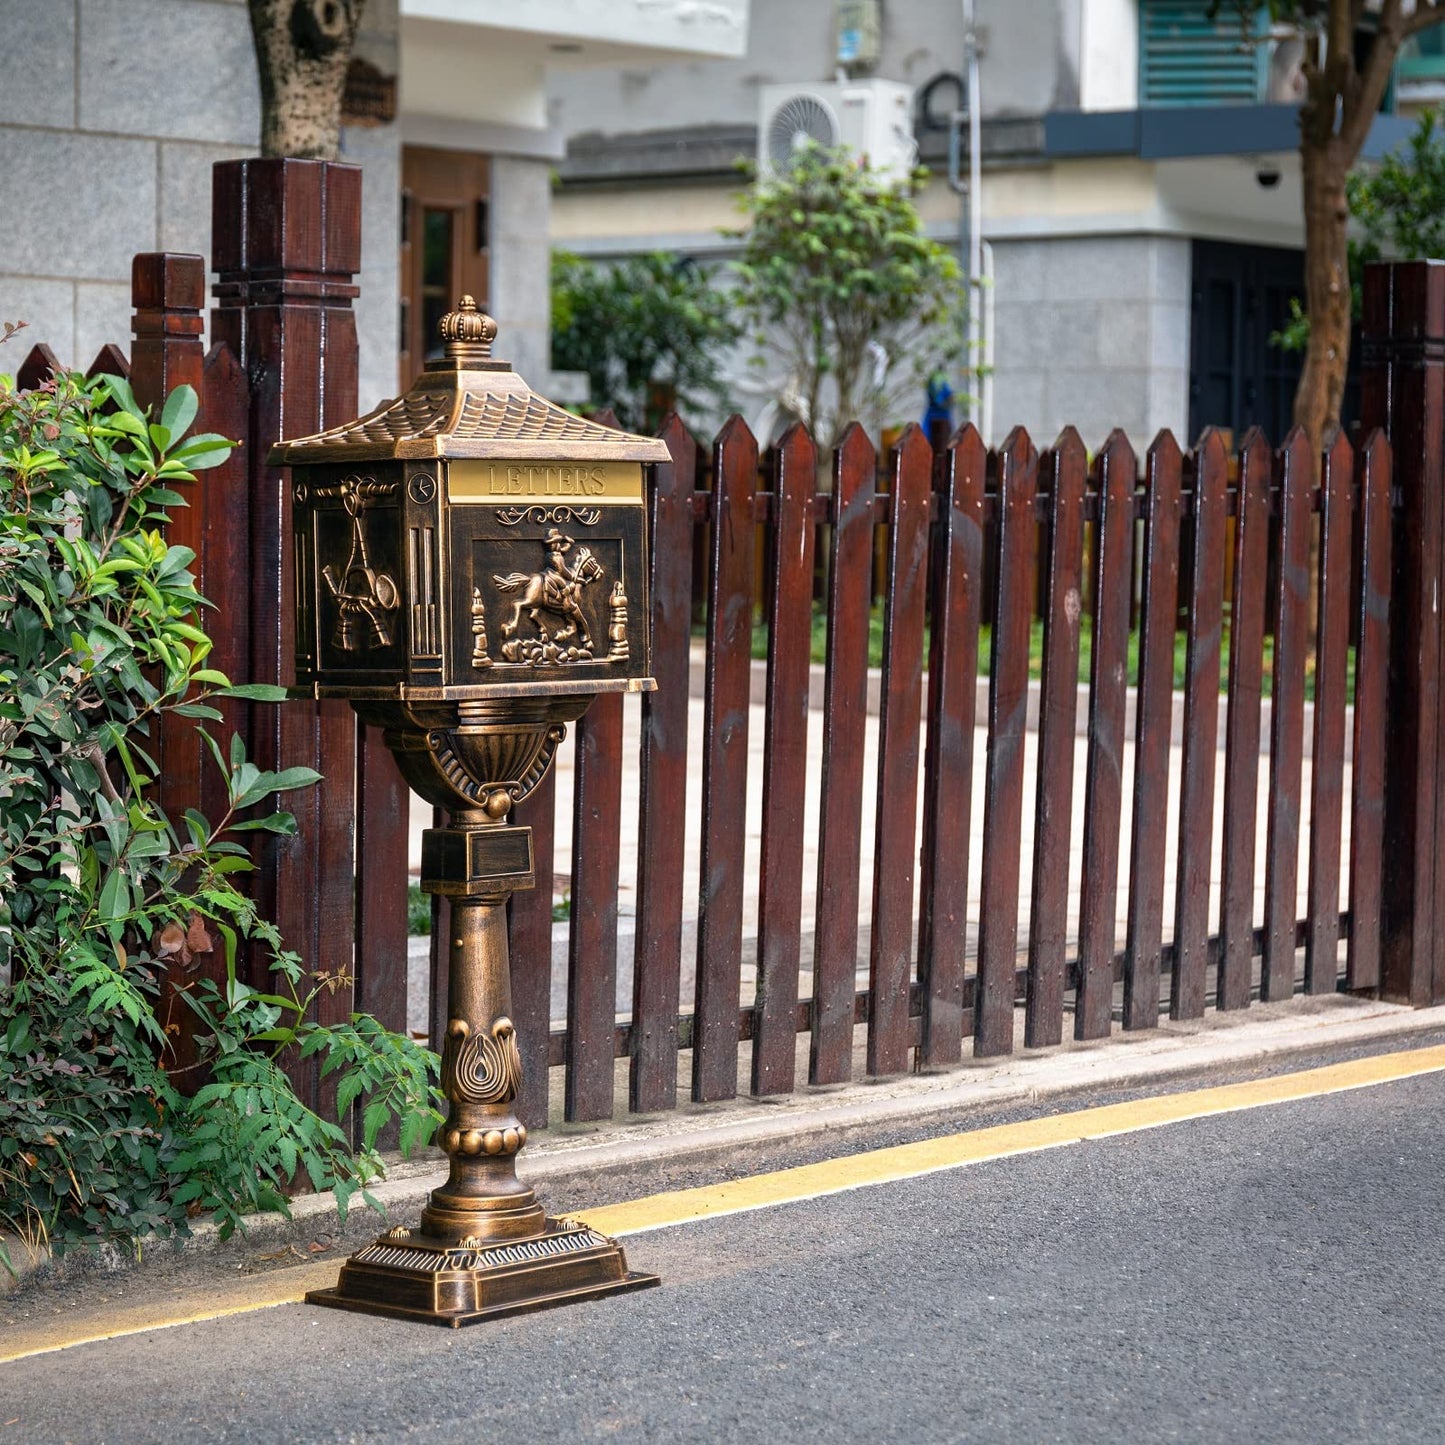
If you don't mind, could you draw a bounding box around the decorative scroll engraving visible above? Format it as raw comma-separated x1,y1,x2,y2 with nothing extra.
607,581,629,662
494,504,602,528
421,723,565,808
322,477,400,650
493,530,603,664
470,587,492,668
350,1225,608,1275
442,1016,523,1105
452,1228,609,1272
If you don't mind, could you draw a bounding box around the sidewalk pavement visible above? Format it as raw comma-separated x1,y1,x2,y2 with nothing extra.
8,993,1440,1299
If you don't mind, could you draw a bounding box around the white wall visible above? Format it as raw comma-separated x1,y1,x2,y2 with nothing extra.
546,0,1085,142
1079,0,1138,111
402,0,748,59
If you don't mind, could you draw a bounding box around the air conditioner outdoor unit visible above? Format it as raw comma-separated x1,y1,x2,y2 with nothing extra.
757,79,917,184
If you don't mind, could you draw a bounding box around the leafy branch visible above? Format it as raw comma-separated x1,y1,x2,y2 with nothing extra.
1,370,442,1262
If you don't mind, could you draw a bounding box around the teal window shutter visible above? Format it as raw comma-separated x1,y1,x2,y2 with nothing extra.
1139,1,1267,107
1398,25,1445,82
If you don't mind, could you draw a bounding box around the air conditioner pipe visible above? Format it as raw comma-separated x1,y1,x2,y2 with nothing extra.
948,0,983,432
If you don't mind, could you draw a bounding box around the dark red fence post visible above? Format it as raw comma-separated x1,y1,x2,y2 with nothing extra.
210,158,363,1106
131,254,208,834
751,424,817,1095
691,415,757,1104
629,416,698,1113
1360,260,1445,1006
129,253,213,1082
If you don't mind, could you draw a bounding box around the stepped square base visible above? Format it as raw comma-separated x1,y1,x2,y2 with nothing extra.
306,1218,658,1328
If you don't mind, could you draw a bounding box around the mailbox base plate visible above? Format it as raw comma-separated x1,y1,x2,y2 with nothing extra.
305,1217,659,1328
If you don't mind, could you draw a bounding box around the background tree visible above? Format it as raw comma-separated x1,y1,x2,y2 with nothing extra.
1221,0,1445,441
1273,106,1445,353
248,0,364,159
550,251,741,432
1350,105,1445,265
730,145,965,458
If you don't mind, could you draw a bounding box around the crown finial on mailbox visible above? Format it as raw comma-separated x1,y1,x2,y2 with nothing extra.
439,295,498,364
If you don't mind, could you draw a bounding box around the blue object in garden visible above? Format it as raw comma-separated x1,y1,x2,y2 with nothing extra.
923,371,954,432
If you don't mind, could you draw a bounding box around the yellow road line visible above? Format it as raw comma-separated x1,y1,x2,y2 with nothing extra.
0,1263,339,1366
5,1042,1444,1366
580,1043,1445,1236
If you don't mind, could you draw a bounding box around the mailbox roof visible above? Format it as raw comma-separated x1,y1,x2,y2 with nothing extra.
269,362,671,465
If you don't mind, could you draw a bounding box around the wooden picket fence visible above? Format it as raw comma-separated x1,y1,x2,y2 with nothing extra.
12,157,1445,1144
487,414,1395,1127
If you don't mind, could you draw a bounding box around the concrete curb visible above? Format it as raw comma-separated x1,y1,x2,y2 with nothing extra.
7,995,1442,1298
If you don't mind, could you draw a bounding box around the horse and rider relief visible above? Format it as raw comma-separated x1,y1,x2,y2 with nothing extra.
484,528,628,668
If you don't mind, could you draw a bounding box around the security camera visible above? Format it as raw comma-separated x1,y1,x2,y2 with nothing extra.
1256,165,1281,189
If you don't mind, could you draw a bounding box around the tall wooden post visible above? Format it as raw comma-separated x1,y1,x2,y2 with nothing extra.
210,159,362,1106
1360,259,1445,1006
132,254,208,824
129,254,217,1081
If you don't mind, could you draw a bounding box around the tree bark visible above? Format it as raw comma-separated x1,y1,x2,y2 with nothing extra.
248,0,364,160
1294,134,1353,445
1290,0,1423,444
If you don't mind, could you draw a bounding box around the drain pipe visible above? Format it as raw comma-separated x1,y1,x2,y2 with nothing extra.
947,0,984,431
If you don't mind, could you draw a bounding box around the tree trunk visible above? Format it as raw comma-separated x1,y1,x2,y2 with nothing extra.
248,0,364,160
1295,134,1353,446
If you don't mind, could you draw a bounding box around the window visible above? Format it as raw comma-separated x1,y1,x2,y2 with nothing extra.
1139,1,1266,107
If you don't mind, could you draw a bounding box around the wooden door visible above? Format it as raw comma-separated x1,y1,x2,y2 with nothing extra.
399,147,490,389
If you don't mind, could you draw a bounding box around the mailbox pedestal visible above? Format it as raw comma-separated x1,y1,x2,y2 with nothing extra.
273,298,665,1325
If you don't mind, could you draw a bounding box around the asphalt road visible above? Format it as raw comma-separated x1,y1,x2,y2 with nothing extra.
6,1068,1445,1444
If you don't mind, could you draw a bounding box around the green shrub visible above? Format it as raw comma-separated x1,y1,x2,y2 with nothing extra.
406,882,431,936
0,370,442,1263
551,250,740,431
731,144,967,456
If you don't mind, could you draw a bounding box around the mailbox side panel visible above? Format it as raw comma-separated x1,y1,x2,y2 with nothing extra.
298,466,408,690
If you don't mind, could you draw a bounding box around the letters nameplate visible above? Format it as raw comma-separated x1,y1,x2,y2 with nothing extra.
448,460,644,505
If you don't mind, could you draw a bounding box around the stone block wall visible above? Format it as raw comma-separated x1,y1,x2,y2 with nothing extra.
0,0,400,411
488,155,554,388
986,234,1192,449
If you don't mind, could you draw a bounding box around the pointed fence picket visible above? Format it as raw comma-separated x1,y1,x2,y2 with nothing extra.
518,411,1403,1120
20,227,1440,1138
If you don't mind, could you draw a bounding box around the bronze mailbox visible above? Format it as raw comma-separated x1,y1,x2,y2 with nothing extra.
285,294,658,708
274,298,665,1327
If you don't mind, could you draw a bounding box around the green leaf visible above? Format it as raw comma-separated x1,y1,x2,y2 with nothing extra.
336,1073,366,1119
99,373,144,420
160,385,199,441
98,867,131,922
267,766,323,794
217,683,291,702
228,811,299,835
170,433,236,470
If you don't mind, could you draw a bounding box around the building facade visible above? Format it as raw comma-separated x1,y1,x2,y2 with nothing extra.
547,0,1418,447
0,0,750,410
